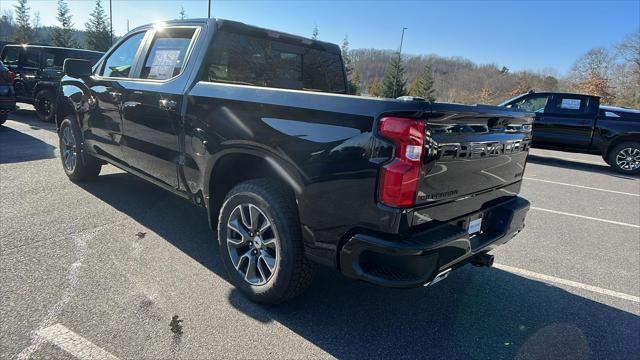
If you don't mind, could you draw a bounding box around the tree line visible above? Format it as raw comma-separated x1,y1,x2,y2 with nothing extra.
338,32,639,108
1,0,112,51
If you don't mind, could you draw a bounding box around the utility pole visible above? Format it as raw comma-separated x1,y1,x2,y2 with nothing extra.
208,0,212,18
392,27,407,98
109,0,113,45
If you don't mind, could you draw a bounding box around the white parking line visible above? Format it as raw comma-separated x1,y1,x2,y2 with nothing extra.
37,324,119,360
529,153,606,166
524,177,640,197
494,263,640,303
531,207,640,229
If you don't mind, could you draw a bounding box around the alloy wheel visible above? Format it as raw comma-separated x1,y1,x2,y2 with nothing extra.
61,125,77,172
615,147,640,171
226,203,279,286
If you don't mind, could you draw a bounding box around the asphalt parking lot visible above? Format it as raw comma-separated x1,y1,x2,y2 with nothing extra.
1,107,639,359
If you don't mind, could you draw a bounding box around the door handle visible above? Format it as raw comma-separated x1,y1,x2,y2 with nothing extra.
109,91,122,101
159,99,177,112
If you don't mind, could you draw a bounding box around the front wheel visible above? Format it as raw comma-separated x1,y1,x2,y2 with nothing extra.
217,179,316,304
608,142,640,175
59,117,102,181
34,89,56,122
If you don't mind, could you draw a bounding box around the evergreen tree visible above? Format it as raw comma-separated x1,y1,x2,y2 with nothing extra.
12,0,34,43
351,68,361,95
85,0,111,51
413,63,436,101
341,35,360,95
179,6,187,20
311,24,319,40
51,0,79,48
369,76,380,97
380,53,407,98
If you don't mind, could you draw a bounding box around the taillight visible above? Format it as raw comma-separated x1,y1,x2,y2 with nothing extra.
378,116,425,207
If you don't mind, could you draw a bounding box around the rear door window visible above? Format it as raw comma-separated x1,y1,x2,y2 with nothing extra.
42,49,67,69
1,47,22,66
101,31,146,78
23,48,41,68
202,29,346,93
549,96,587,115
140,27,197,80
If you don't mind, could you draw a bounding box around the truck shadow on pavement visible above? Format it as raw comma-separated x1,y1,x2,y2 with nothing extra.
77,172,639,360
527,154,638,179
0,124,56,164
7,108,57,132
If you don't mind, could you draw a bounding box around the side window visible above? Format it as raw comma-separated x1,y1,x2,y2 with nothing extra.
511,95,549,113
24,48,41,68
101,31,146,78
549,96,586,114
42,49,66,69
140,28,196,80
1,47,22,65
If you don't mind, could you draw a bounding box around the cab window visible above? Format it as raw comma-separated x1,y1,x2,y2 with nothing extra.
510,95,549,113
23,48,41,68
101,31,146,78
1,47,21,66
140,28,197,80
548,96,587,114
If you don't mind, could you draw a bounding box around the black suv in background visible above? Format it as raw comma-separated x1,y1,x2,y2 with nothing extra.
0,60,17,125
0,45,103,122
501,92,640,174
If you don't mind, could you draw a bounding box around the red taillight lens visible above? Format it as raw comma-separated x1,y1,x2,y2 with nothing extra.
378,116,425,207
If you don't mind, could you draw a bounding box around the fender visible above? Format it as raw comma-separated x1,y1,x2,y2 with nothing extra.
56,78,92,131
201,143,307,205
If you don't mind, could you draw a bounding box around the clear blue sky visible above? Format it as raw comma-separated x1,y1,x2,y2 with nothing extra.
2,0,638,75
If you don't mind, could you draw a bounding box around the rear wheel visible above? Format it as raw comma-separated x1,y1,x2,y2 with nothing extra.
59,117,101,181
34,89,56,122
608,142,640,175
217,179,316,304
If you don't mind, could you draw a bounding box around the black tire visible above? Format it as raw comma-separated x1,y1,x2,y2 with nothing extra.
607,142,640,175
217,179,316,304
58,117,102,181
0,114,6,125
34,89,56,122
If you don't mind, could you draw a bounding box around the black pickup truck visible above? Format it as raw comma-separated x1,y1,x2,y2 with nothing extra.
501,92,640,174
56,19,532,304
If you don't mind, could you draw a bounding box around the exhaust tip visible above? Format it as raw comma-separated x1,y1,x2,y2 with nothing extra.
471,253,494,267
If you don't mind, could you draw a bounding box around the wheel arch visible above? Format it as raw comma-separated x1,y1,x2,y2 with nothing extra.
604,134,640,158
204,149,305,231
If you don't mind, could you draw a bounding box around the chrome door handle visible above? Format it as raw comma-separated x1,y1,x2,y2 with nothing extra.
109,91,122,101
159,99,177,111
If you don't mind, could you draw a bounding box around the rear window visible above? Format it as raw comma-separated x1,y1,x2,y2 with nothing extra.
202,30,346,93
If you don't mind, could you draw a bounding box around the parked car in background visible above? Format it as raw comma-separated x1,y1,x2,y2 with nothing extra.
0,45,103,122
501,91,640,174
0,60,16,125
57,18,532,304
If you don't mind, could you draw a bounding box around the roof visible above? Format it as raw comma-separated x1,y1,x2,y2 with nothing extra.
129,17,341,55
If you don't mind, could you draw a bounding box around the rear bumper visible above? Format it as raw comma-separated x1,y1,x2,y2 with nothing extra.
339,196,530,287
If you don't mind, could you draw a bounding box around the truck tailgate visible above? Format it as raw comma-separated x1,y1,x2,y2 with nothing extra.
416,104,533,206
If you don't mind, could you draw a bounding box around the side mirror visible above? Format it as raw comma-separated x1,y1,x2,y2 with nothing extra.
63,58,93,78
